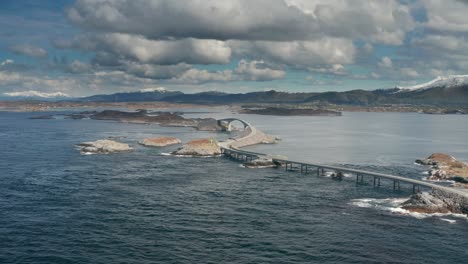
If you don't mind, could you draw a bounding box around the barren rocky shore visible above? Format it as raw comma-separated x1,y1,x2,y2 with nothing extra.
416,153,468,185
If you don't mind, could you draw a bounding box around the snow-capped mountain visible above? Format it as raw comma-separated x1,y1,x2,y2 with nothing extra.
396,75,468,92
139,87,167,93
3,90,70,99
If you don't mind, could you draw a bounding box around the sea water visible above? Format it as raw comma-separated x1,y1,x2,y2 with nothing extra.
1,110,467,263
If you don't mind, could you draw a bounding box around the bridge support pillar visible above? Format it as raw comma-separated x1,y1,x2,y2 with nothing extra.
356,173,364,184
393,180,400,191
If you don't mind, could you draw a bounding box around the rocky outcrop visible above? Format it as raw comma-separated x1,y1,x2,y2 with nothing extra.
401,189,468,215
138,137,181,147
416,153,468,184
76,140,133,154
193,118,221,131
243,158,278,168
241,107,342,116
172,138,221,156
331,171,344,181
88,110,222,130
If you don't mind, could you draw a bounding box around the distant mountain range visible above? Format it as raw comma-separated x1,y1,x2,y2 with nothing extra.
3,76,468,106
78,88,183,102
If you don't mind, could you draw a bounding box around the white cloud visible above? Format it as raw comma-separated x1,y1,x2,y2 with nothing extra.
235,60,285,81
59,33,232,65
230,38,356,67
123,62,191,79
9,44,48,58
170,60,285,84
308,64,348,76
65,60,92,73
378,57,393,68
68,0,414,45
0,59,14,66
412,35,468,52
423,0,468,32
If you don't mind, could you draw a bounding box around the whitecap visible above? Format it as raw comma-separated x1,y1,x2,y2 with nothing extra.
440,218,457,224
350,196,468,222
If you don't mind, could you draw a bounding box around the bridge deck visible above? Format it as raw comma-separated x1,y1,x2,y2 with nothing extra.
220,146,468,199
218,118,468,199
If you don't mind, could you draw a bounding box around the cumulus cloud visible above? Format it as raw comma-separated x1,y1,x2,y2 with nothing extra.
13,0,468,93
412,35,468,53
123,62,191,80
65,60,93,74
423,0,468,32
234,60,285,81
56,33,232,65
67,0,414,44
9,45,48,58
378,57,393,68
308,64,348,76
57,0,421,88
286,0,414,45
170,60,285,84
230,38,356,67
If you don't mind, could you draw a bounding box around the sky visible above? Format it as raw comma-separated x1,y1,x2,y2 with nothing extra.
1,0,468,97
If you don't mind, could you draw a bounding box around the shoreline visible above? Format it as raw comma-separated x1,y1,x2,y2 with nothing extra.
1,101,467,115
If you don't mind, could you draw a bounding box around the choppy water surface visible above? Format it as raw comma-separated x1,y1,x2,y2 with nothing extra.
1,110,467,264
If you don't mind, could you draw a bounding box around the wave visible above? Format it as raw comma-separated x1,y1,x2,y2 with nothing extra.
420,177,455,183
321,171,353,178
160,152,221,158
350,197,467,223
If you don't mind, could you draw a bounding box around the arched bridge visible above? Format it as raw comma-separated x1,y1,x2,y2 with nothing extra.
217,118,273,149
217,118,252,132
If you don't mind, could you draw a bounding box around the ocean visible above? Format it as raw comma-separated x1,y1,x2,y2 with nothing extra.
1,109,467,263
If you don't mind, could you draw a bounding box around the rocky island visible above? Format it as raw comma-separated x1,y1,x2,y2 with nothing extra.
76,140,133,154
91,110,222,131
172,139,221,156
394,153,468,215
139,137,181,148
241,107,342,116
416,153,468,185
402,189,468,215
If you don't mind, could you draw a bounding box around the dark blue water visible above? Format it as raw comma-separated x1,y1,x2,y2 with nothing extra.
1,111,467,264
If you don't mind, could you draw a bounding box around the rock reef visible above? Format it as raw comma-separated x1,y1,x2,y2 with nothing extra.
76,140,133,154
139,137,181,147
172,138,221,156
401,189,468,215
243,158,278,168
416,153,468,184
